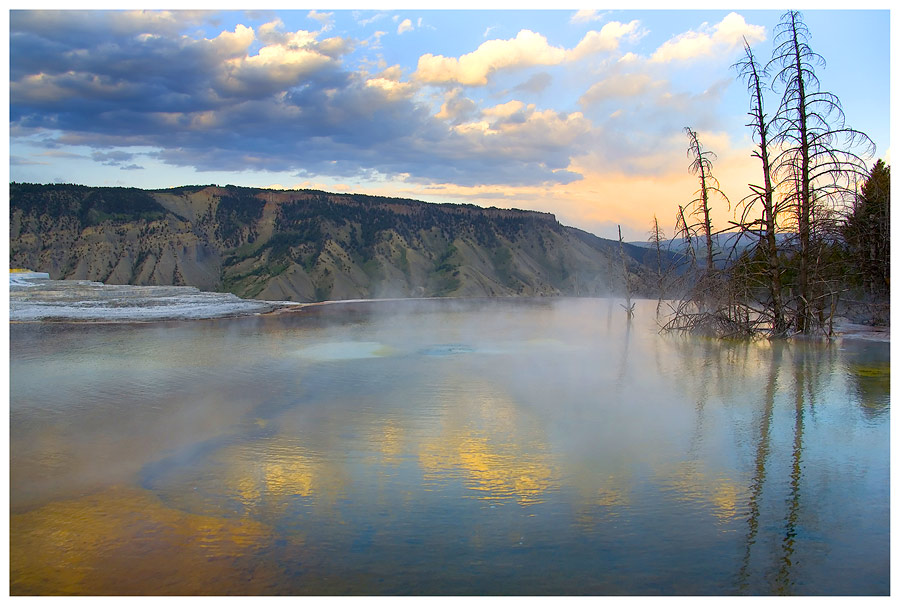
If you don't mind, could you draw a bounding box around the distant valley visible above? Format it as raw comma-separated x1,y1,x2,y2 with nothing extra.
10,183,669,303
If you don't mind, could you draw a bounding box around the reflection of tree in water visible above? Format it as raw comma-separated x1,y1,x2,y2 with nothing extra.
737,344,779,592
774,345,807,595
613,314,632,393
660,334,874,594
735,342,841,595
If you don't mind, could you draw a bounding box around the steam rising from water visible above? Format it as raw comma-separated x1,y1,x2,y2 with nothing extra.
9,297,890,595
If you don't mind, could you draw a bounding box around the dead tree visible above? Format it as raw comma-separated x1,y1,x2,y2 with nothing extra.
769,10,874,334
684,127,728,274
732,38,788,336
618,224,634,318
648,215,667,311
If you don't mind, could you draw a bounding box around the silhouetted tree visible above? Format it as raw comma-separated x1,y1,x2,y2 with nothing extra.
684,127,728,273
733,38,788,336
769,10,874,334
843,159,890,296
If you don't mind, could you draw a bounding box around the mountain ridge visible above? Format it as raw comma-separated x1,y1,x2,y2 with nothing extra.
10,183,665,302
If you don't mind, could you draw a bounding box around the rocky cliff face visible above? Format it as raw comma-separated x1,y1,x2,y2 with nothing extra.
10,183,657,302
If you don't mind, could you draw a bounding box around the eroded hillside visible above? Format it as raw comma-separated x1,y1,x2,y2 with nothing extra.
10,183,657,302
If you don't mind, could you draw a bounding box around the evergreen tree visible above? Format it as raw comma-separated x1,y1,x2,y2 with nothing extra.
843,160,890,296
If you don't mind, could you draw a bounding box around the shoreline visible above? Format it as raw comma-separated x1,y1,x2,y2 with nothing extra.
9,274,889,341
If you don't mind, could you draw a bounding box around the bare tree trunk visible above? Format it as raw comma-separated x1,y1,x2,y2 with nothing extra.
736,39,786,335
789,13,813,334
685,128,716,272
618,224,634,318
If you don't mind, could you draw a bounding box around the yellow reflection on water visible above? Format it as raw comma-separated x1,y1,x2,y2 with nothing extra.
418,379,558,506
10,485,290,596
371,418,405,465
656,462,746,524
185,436,348,520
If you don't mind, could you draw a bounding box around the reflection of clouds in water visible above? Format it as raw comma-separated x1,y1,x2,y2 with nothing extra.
655,462,746,525
417,378,559,507
10,485,290,595
159,435,351,524
9,299,891,595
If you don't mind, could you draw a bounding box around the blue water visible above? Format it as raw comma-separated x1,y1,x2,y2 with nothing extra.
9,298,890,595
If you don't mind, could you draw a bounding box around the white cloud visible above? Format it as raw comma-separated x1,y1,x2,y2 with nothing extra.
307,10,334,32
397,18,413,35
651,12,766,63
482,100,526,119
567,20,643,61
365,65,415,100
356,12,386,28
213,26,339,97
415,29,566,86
452,106,591,153
570,10,605,24
414,24,642,87
208,24,255,58
579,73,662,106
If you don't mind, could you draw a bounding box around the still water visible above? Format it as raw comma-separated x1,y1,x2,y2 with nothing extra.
9,298,890,595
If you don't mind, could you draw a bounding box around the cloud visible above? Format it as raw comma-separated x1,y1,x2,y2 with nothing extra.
215,31,338,99
435,88,477,123
650,12,766,63
567,21,643,61
11,15,351,109
414,24,641,87
397,18,413,35
414,30,566,86
449,105,592,176
12,10,695,191
307,10,334,31
365,65,416,100
579,73,663,106
92,150,137,166
10,156,49,166
513,72,553,94
355,12,386,27
570,10,605,24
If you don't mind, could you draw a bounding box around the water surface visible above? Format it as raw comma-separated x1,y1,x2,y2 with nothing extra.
9,298,890,595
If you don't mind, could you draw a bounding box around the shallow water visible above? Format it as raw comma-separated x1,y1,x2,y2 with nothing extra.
9,298,890,595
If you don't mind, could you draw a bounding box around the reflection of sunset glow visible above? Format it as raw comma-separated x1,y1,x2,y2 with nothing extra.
418,380,559,506
569,469,631,531
372,418,405,465
657,463,746,524
223,440,345,511
10,485,287,595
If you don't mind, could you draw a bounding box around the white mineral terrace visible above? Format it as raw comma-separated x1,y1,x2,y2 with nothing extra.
9,272,301,322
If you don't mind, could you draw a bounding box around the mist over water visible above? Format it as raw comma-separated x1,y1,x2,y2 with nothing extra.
9,298,889,595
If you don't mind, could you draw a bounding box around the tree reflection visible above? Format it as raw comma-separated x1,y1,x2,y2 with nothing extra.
774,345,806,595
737,344,779,592
735,341,845,595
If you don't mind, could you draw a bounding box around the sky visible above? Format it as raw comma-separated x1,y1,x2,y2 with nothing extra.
6,5,892,241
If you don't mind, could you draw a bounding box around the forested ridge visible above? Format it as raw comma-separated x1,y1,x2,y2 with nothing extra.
10,182,668,303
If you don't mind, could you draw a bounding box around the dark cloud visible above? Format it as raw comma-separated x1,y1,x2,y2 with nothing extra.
92,150,138,166
513,71,553,94
10,10,589,187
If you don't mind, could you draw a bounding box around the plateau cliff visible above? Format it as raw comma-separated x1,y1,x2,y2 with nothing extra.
10,183,663,302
